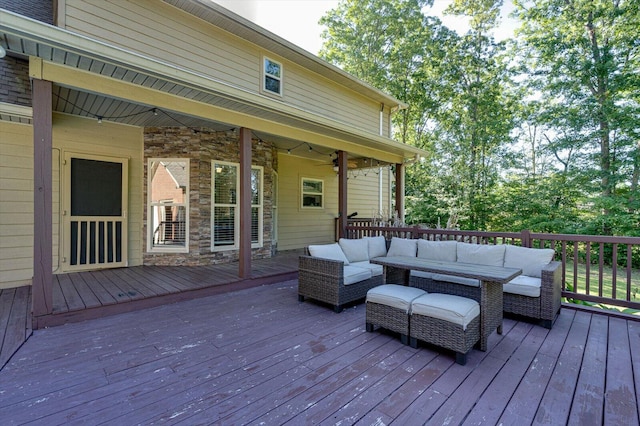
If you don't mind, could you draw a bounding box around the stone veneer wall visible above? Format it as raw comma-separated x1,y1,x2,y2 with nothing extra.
0,0,54,24
143,127,275,266
0,57,31,107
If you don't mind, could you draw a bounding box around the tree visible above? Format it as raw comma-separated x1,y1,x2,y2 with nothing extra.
514,0,640,235
320,0,518,230
423,0,518,229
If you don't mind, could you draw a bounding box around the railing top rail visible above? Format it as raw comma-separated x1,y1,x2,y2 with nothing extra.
530,232,640,244
345,225,640,244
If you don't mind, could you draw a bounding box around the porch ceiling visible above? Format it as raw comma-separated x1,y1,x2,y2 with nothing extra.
0,9,426,165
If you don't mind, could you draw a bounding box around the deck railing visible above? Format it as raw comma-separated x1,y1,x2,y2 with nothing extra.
344,220,640,315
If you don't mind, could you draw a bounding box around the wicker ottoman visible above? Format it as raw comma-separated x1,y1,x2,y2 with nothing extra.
409,293,481,365
366,284,427,345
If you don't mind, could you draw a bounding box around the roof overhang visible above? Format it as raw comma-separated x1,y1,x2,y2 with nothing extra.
0,8,426,164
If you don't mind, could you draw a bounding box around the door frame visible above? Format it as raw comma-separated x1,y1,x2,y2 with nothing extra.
61,151,129,272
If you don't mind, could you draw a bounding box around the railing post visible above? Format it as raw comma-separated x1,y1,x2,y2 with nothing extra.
521,229,531,247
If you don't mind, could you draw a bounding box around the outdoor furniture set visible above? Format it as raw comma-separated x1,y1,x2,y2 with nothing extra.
298,236,562,364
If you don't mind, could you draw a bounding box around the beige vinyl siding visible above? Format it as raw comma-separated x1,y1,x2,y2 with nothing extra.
276,154,393,250
277,153,339,250
52,114,144,270
62,0,384,136
347,167,392,219
0,122,33,288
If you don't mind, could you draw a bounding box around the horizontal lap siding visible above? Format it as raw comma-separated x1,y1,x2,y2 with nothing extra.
277,154,338,250
347,167,391,217
284,64,380,133
0,122,33,288
276,157,391,250
63,0,381,135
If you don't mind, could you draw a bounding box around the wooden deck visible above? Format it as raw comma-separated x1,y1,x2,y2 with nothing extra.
0,251,300,370
1,280,638,425
0,286,31,369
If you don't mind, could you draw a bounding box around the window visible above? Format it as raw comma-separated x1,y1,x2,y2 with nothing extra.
301,178,323,209
263,57,282,96
147,159,189,252
212,162,263,250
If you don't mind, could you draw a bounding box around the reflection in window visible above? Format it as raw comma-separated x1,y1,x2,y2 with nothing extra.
301,178,323,208
212,162,263,250
264,57,282,96
148,159,189,252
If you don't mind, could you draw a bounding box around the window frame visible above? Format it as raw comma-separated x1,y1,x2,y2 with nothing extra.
147,158,189,253
301,177,324,209
211,161,264,251
262,56,283,97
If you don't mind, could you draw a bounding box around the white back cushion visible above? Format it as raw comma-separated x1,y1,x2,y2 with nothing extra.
365,236,388,258
338,238,370,263
504,245,555,278
456,242,506,267
308,243,349,264
387,237,418,257
417,239,457,262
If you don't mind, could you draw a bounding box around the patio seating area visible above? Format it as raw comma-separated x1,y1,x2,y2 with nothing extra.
1,280,638,424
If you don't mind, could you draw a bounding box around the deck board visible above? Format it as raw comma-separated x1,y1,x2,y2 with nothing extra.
605,317,639,425
0,286,31,369
1,260,639,424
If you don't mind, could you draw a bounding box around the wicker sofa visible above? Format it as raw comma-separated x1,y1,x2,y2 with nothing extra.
403,238,562,328
298,236,390,312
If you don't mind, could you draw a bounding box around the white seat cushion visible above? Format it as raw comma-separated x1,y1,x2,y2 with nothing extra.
411,293,480,331
417,239,457,262
456,242,506,267
365,235,388,258
338,238,370,263
308,243,350,265
367,284,427,313
343,265,372,285
503,275,541,297
387,237,418,257
432,273,480,288
410,270,434,280
350,261,383,276
503,245,555,278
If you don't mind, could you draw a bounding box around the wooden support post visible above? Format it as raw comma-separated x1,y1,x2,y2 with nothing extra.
338,150,348,239
395,162,405,223
32,79,53,318
239,128,252,278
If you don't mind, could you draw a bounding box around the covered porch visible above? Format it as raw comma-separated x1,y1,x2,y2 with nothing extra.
1,279,638,424
0,250,300,364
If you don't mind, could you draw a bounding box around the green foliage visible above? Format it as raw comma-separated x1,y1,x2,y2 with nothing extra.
319,0,639,236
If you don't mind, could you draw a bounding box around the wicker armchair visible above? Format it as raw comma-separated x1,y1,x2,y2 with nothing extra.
298,255,383,312
503,261,562,329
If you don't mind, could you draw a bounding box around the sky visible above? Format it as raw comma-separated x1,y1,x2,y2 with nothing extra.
213,0,519,55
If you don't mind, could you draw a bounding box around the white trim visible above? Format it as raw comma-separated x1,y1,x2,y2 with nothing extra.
147,158,190,253
0,102,32,119
262,56,283,97
301,177,324,209
211,161,264,251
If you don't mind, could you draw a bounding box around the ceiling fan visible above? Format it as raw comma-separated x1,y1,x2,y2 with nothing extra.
315,154,359,169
